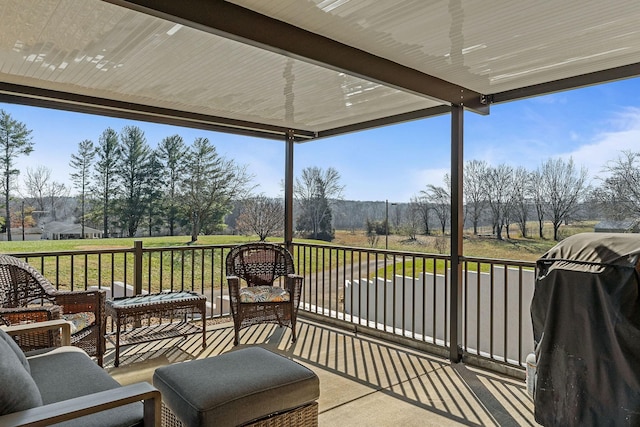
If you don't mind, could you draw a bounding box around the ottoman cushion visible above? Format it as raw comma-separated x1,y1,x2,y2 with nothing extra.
153,346,319,427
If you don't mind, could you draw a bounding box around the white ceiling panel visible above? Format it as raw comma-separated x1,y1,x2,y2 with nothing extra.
0,0,638,140
232,0,640,94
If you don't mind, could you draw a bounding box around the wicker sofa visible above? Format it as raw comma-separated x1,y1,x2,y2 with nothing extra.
0,320,161,427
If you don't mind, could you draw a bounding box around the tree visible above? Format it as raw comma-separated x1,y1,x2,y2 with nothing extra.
294,166,344,241
24,165,51,212
593,151,640,221
422,180,449,235
403,198,421,240
464,160,488,235
69,139,95,238
45,181,69,221
510,166,531,238
236,195,284,240
529,168,547,238
157,135,188,236
484,164,514,240
92,128,121,237
143,151,165,236
180,137,251,242
24,166,69,222
412,194,432,235
541,157,589,240
0,110,33,241
117,126,151,237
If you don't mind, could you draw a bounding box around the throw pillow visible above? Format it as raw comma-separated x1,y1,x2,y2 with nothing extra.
0,335,43,415
0,328,30,372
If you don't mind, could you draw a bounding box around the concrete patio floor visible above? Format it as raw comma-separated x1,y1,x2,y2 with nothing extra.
105,317,536,426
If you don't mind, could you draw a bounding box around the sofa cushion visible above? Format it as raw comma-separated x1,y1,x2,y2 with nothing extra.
28,347,143,427
0,332,43,415
0,327,30,372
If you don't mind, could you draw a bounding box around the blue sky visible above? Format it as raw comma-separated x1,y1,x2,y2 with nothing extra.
2,76,640,202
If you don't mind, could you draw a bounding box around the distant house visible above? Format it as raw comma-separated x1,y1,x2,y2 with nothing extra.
594,219,640,233
42,222,103,240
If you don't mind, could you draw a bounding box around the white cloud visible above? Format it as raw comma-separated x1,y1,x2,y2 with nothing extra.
563,107,640,182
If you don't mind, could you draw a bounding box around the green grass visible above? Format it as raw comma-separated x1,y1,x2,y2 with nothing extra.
0,221,598,288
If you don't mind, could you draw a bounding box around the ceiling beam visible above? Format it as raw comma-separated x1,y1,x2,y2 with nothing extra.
315,105,451,140
104,0,489,115
491,63,640,104
0,82,316,141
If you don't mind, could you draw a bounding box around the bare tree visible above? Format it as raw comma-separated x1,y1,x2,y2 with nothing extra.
529,168,547,238
69,139,95,237
294,166,344,241
412,194,431,235
0,110,33,240
485,164,514,240
464,160,488,235
236,195,284,240
403,198,422,240
541,157,589,240
24,166,51,212
510,166,531,238
46,181,69,221
592,151,640,221
422,183,449,235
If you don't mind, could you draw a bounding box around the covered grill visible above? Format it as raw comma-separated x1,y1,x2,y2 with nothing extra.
531,232,640,426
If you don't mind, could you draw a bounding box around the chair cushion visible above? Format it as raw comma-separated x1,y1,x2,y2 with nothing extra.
153,346,319,427
62,312,95,334
239,286,290,303
28,347,143,427
0,327,30,372
0,331,43,415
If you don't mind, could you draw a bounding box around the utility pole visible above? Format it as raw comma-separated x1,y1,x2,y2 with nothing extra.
385,200,397,249
21,200,25,241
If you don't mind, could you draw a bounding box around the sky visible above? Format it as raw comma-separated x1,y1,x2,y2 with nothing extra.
2,76,640,203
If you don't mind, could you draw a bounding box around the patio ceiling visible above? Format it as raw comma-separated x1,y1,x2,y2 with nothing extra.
0,0,639,141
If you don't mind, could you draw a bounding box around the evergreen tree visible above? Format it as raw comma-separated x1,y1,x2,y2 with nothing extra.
0,110,33,241
157,134,188,235
92,128,121,237
180,137,251,242
117,126,151,237
69,139,95,238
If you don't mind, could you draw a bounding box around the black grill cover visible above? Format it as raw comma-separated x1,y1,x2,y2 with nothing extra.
532,233,640,426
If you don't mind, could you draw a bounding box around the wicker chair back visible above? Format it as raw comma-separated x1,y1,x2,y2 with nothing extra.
226,243,295,287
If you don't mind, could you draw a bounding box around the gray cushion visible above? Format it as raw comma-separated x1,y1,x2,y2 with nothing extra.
154,346,319,427
0,333,43,415
0,327,30,372
28,347,143,427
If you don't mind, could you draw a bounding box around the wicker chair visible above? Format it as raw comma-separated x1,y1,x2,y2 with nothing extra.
226,243,303,346
0,254,106,366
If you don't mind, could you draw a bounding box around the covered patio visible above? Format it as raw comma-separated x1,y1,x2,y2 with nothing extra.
107,316,535,426
1,1,640,425
1,0,638,363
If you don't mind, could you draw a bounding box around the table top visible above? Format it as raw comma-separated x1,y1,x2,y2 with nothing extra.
107,291,206,309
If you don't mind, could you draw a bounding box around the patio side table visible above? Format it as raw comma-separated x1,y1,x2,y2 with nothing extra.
106,291,207,367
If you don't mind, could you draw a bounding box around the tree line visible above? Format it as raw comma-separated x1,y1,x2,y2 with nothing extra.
1,108,638,242
0,109,345,241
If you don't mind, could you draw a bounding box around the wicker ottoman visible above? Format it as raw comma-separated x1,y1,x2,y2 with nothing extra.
153,347,319,427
